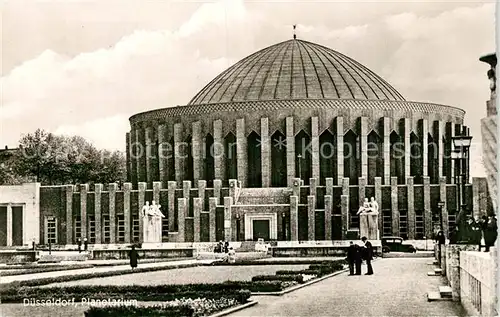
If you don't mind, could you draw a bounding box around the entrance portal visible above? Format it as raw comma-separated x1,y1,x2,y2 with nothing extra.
253,220,270,241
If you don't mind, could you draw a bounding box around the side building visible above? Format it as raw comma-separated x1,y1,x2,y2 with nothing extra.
479,53,497,212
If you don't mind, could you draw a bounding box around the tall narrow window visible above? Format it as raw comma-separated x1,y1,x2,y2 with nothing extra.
88,216,96,244
225,132,237,181
415,210,424,239
132,215,140,243
295,130,311,185
382,210,392,236
117,215,125,243
162,218,169,242
45,217,57,245
399,210,408,239
247,131,261,188
102,215,110,243
74,216,82,242
271,131,287,187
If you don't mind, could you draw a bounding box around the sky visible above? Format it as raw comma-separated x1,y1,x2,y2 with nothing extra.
0,0,496,177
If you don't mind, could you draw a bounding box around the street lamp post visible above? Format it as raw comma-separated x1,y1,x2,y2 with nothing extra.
451,134,472,244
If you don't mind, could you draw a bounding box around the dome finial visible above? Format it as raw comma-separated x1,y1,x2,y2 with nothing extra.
293,24,297,39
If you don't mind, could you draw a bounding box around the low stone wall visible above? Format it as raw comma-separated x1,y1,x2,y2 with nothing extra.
436,244,497,316
272,246,346,257
405,239,435,251
0,251,39,264
444,244,479,299
277,240,382,247
90,248,195,260
459,251,497,317
271,245,382,257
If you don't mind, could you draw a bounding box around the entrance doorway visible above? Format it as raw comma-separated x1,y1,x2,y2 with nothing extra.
252,220,270,241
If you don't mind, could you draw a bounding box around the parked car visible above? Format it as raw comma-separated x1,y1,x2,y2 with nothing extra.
381,236,416,253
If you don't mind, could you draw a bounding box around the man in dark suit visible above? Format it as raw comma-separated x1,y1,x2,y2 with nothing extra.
346,241,356,275
361,236,373,275
354,244,362,275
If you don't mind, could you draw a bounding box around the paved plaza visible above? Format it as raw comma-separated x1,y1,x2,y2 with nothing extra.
229,258,466,317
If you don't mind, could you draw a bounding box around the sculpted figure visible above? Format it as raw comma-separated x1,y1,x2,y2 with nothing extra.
357,198,370,239
369,197,379,214
151,201,165,242
142,201,151,242
368,197,379,240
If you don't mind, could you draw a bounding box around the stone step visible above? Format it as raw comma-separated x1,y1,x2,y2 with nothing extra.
427,271,438,276
427,291,452,302
439,286,453,298
434,268,442,274
426,260,439,265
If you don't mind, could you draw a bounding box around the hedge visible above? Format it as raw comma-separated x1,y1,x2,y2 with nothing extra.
84,305,194,317
251,274,304,283
0,282,271,303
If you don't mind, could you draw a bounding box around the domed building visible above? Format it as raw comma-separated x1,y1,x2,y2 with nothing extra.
0,38,482,250
125,38,471,243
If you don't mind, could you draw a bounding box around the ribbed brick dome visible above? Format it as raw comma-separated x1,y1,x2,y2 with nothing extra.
188,39,405,105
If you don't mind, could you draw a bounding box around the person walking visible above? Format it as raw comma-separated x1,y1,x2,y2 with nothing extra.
129,245,139,270
83,238,88,251
361,236,373,275
347,241,356,276
77,238,82,253
435,230,446,265
228,247,236,264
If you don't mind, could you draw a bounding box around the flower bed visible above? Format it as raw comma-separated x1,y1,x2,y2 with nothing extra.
2,283,255,317
85,305,194,317
0,283,266,303
85,297,240,317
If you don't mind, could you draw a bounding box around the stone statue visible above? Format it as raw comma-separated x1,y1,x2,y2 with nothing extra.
488,67,496,98
356,197,379,240
151,201,165,242
141,201,164,243
368,197,380,240
141,201,151,242
357,198,371,239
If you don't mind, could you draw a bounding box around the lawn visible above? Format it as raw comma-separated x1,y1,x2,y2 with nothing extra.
44,264,310,287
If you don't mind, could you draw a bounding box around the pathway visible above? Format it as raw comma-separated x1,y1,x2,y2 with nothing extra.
229,258,466,317
0,259,213,284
